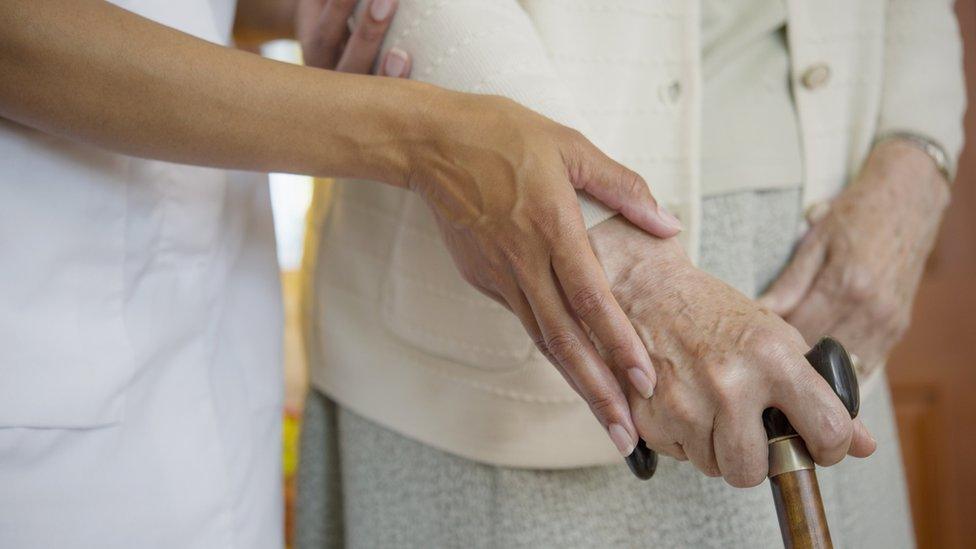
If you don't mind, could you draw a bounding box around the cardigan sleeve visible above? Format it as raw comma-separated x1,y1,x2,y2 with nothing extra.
877,0,967,174
372,0,617,228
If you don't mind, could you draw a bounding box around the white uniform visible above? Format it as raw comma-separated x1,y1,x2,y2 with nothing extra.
0,1,283,547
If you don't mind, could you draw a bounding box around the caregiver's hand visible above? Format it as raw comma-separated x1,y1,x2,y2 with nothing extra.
296,0,411,76
759,140,950,376
590,217,876,486
411,93,683,455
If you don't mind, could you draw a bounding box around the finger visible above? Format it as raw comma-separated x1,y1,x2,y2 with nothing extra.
713,409,769,488
571,140,682,238
639,435,688,461
631,398,687,461
683,429,721,478
784,282,846,346
550,235,656,398
520,268,637,457
502,283,582,392
758,225,829,317
379,47,412,78
336,0,398,74
770,363,856,467
305,0,358,69
848,418,877,458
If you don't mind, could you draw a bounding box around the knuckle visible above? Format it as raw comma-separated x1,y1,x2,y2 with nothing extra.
499,238,529,269
812,410,852,462
871,296,900,324
754,331,794,362
603,341,640,370
533,339,556,365
623,169,648,199
664,396,698,427
569,286,608,320
356,20,388,43
842,266,875,303
541,202,582,235
559,126,586,147
712,385,743,417
584,390,617,418
545,332,583,365
756,338,804,382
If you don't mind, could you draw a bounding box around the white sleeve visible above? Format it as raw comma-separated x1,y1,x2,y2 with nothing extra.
371,0,617,228
878,0,967,172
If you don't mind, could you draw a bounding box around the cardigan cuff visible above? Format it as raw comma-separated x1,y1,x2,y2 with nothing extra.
578,192,617,230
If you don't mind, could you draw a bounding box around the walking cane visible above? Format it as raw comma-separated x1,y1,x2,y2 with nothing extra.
624,337,860,549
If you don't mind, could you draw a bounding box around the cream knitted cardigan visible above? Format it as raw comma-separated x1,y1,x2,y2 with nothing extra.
306,0,966,468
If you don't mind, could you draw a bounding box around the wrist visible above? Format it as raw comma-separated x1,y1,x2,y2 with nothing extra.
384,85,484,191
866,139,951,209
332,77,448,189
589,216,691,290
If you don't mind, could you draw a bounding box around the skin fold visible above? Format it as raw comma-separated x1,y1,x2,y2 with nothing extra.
0,0,681,456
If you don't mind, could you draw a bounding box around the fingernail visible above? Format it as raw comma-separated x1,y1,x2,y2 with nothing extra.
627,368,654,399
608,423,636,457
383,48,408,77
657,203,683,231
370,0,395,21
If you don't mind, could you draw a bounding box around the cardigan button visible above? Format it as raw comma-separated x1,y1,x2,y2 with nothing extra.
800,63,831,90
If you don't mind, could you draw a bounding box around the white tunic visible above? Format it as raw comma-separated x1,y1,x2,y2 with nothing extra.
0,1,284,547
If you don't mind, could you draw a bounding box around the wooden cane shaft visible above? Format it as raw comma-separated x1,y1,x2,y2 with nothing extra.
769,469,832,549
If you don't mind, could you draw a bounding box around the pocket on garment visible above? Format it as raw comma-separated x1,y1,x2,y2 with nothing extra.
0,146,135,429
379,195,536,371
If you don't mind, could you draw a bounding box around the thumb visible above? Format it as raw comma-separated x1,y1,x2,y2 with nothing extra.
847,418,877,458
758,225,828,316
572,141,682,238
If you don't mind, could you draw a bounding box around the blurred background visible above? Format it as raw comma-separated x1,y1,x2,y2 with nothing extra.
251,3,976,546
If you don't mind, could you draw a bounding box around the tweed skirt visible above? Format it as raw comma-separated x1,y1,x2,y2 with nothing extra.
296,190,914,548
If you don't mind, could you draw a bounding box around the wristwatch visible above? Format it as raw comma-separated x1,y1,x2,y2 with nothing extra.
874,131,954,184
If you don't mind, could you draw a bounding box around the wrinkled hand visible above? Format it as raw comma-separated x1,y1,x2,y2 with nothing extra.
589,217,876,486
412,93,684,456
296,0,410,76
759,141,950,375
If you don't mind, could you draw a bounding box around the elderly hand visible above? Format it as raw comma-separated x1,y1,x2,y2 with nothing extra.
589,217,876,486
296,0,410,76
759,140,950,376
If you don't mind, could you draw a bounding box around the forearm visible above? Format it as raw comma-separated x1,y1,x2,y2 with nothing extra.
0,0,436,185
234,0,298,45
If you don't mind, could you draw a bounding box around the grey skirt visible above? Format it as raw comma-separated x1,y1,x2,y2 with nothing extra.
296,190,914,549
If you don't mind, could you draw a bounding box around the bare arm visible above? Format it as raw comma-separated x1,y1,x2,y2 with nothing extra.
0,0,424,185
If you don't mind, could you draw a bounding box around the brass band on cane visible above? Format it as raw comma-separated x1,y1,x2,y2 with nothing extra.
768,435,815,478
